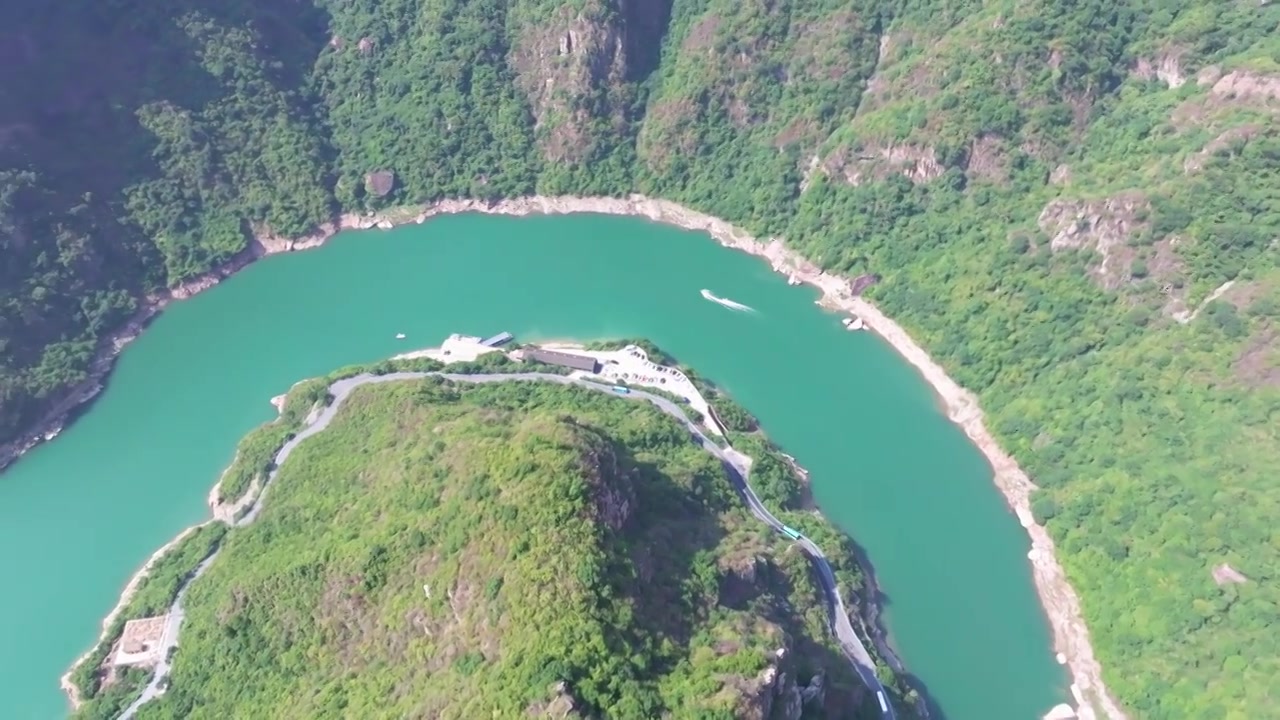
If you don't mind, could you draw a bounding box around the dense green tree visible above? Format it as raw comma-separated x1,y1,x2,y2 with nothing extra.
71,377,914,719
2,1,1278,716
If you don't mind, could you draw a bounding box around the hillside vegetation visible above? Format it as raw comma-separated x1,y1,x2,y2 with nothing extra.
1,0,1278,716
73,377,915,719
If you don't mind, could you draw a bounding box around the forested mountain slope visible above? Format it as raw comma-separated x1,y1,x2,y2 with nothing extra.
1,1,1277,717
74,377,912,719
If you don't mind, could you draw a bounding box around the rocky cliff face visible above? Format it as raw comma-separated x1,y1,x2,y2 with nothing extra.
817,141,945,187
635,1,880,176
509,1,629,163
733,647,828,720
574,423,636,531
1038,193,1151,290
507,0,673,165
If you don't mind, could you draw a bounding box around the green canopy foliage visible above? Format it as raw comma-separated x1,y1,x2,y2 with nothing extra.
2,1,1278,715
73,378,915,719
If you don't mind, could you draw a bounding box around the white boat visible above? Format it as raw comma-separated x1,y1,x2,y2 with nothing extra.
395,333,406,339
700,288,755,312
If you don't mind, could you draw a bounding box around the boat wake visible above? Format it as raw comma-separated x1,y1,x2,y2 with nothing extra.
701,289,755,313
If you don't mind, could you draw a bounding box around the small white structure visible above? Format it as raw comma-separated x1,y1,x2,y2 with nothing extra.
541,343,722,437
393,333,502,364
114,616,168,667
1043,703,1077,720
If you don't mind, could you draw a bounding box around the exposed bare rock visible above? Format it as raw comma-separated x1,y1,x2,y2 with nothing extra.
721,552,760,583
1183,125,1262,173
357,37,374,55
526,681,584,718
1196,64,1223,87
1038,193,1150,290
966,134,1009,183
1050,164,1073,185
1172,68,1280,130
1172,67,1280,133
821,142,944,186
800,670,826,707
1212,563,1249,586
1205,69,1280,102
860,33,895,102
1233,330,1279,389
1132,52,1186,88
509,2,627,163
799,153,823,192
1171,279,1237,324
717,554,766,607
364,170,395,197
731,647,813,720
849,274,880,295
578,430,635,531
1048,47,1064,71
732,661,780,720
777,675,803,720
1220,279,1270,312
875,143,944,183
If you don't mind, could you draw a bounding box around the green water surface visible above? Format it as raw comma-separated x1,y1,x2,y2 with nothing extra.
0,213,1068,718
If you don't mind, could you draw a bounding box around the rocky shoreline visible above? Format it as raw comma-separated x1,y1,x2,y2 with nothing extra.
837,304,1124,720
14,193,1122,719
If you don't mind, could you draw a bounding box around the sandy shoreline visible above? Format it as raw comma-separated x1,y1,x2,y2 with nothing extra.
33,193,1121,719
58,523,206,709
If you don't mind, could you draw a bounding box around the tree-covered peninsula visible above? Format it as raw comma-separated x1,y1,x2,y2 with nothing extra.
70,371,918,720
2,1,1278,717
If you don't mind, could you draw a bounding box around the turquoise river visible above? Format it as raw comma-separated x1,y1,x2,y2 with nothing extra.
0,213,1069,718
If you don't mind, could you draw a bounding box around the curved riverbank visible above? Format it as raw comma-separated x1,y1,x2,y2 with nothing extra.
14,193,1119,719
57,523,207,710
835,300,1126,720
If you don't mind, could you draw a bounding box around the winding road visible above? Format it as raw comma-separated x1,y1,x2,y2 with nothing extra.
121,370,895,719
